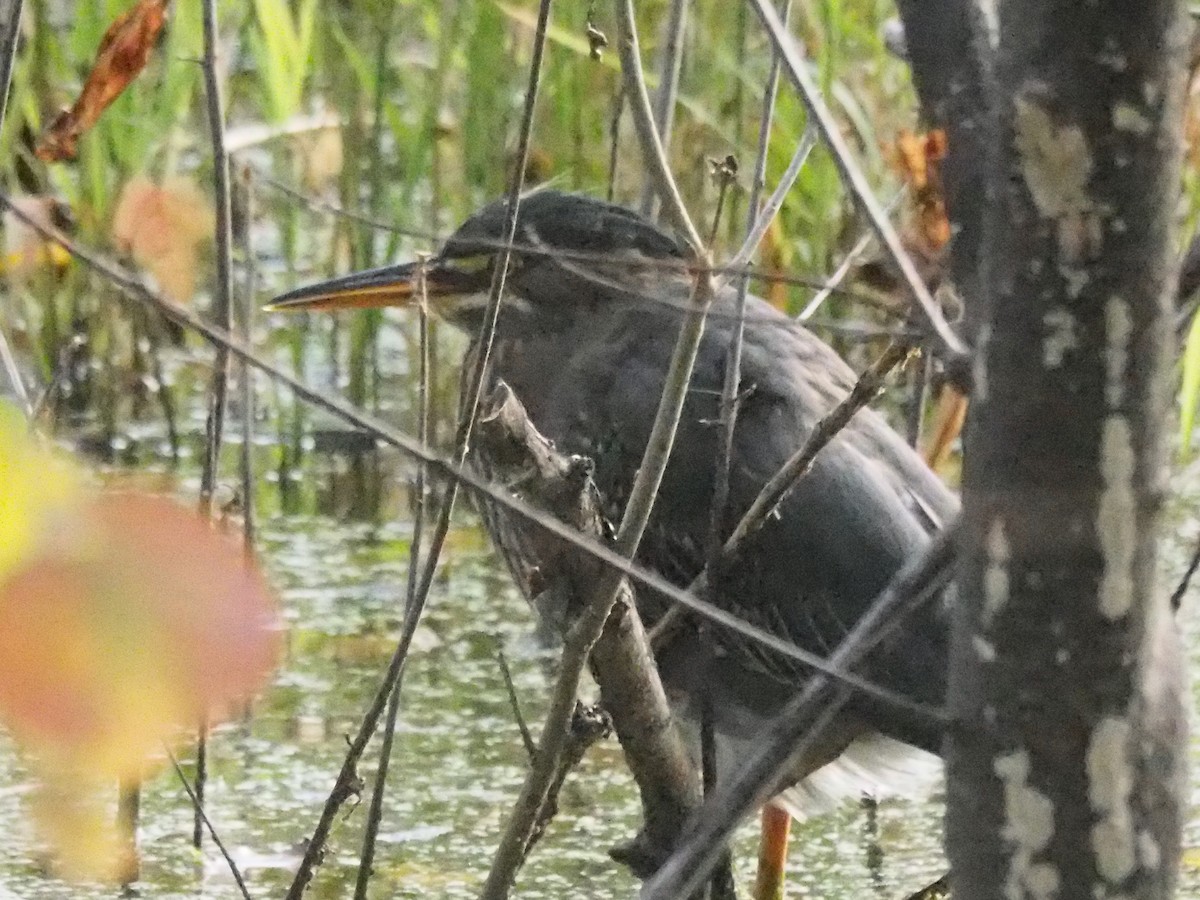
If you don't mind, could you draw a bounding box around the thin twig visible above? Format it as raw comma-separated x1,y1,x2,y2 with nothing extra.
796,191,903,321
726,124,816,273
496,648,536,759
1171,531,1200,611
166,749,253,900
711,12,796,570
639,0,688,217
198,0,235,510
116,776,140,886
906,352,930,448
0,198,942,727
352,268,433,900
191,719,206,849
656,341,912,646
195,0,235,850
0,323,32,417
642,521,958,899
718,342,911,567
746,0,968,369
614,0,703,255
238,165,257,550
607,85,625,202
481,12,721,864
707,9,794,891
0,0,23,132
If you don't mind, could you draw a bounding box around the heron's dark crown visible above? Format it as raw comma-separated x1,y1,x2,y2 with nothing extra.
442,189,687,265
428,190,693,336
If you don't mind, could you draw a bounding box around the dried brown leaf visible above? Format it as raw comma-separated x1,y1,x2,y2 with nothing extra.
35,0,170,162
888,129,951,253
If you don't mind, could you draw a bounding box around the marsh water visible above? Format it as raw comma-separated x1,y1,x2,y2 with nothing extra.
2,380,1200,899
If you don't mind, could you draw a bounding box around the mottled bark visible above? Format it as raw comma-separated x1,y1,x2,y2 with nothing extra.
947,4,1190,899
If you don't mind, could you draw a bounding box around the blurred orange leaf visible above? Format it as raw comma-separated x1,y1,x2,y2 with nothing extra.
0,406,281,780
0,403,83,579
888,129,951,253
36,0,170,161
112,176,213,302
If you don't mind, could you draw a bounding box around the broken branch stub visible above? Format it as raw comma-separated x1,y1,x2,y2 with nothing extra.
474,382,702,877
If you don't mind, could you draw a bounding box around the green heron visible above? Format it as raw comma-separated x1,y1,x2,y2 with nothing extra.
272,190,958,882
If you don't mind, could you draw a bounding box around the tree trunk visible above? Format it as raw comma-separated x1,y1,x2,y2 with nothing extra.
946,3,1191,899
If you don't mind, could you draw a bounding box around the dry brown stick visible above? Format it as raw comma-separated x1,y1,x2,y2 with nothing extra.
193,0,235,851
480,270,720,900
475,384,701,887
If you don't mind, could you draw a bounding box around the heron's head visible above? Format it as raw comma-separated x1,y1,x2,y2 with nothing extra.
268,190,689,335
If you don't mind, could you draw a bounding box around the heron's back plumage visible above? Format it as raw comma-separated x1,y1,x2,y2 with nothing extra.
486,278,957,758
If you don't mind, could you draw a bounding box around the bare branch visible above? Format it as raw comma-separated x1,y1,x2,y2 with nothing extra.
283,0,557,887
613,0,704,255
638,0,688,217
194,0,236,850
482,260,719,897
726,123,816,274
352,271,433,900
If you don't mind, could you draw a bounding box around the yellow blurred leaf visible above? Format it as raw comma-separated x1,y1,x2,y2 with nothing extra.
0,403,84,579
112,176,214,302
1,196,73,279
0,405,281,778
0,408,282,880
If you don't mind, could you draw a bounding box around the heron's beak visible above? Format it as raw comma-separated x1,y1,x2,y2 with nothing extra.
265,258,485,313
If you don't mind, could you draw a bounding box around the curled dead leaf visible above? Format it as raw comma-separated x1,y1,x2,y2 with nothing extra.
36,0,170,162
